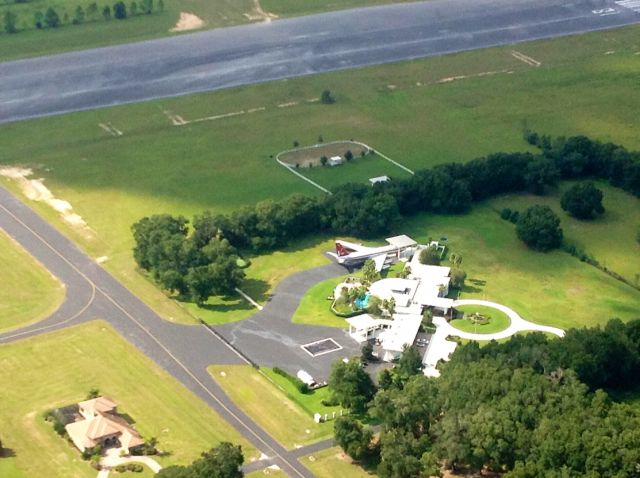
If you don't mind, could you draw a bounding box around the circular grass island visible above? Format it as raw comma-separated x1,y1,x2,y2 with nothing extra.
450,304,511,334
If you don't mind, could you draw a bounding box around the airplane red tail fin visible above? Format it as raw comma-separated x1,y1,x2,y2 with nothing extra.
336,242,349,257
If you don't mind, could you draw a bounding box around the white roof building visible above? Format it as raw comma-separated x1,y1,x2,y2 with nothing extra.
369,175,390,185
342,239,454,363
328,156,344,166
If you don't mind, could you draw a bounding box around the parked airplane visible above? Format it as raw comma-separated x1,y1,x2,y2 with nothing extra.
328,235,418,271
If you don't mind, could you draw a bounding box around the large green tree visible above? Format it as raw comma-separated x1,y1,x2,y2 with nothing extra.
516,205,563,251
328,359,376,414
334,417,373,461
560,182,605,219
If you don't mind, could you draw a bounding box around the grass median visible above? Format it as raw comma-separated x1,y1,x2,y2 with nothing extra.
0,321,257,477
0,229,65,333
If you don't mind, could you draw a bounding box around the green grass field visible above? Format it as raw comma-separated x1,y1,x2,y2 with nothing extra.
262,0,412,17
1,26,640,329
0,229,65,332
401,205,639,330
208,365,337,449
491,182,640,284
0,321,256,478
246,468,287,478
294,187,640,331
299,152,412,190
301,447,373,478
259,368,340,417
450,304,511,334
0,0,252,60
292,273,351,328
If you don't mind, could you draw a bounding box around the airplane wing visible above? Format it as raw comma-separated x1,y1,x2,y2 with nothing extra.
372,254,387,272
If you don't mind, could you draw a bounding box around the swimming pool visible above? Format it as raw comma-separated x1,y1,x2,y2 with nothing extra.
354,293,371,310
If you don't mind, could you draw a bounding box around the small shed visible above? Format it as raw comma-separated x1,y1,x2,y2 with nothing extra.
328,156,344,167
369,175,390,185
297,370,317,387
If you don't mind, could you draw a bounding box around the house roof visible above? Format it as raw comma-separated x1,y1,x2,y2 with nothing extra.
66,412,144,451
346,314,393,331
378,314,422,353
385,234,417,248
78,396,117,415
66,397,144,452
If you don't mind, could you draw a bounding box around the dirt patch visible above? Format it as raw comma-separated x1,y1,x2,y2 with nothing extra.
244,0,278,22
278,141,371,168
170,12,205,32
0,166,93,235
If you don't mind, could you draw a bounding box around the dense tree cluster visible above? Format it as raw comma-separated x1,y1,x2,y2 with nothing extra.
2,0,163,33
159,134,639,257
561,181,605,219
132,214,245,304
333,319,640,477
155,442,243,478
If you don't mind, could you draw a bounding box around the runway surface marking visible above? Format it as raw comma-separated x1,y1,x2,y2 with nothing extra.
615,0,640,12
510,50,542,66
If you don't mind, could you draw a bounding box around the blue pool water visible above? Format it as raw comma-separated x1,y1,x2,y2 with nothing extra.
354,293,371,310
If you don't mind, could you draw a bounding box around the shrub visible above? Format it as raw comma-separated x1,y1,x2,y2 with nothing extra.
113,1,127,19
321,396,339,407
294,379,310,394
419,246,441,265
115,464,127,472
293,140,299,148
86,388,100,399
320,156,328,166
127,463,144,472
320,89,335,104
344,150,354,161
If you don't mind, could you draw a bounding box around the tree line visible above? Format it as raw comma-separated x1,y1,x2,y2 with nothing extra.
156,133,640,252
331,318,640,477
132,133,640,299
2,0,162,34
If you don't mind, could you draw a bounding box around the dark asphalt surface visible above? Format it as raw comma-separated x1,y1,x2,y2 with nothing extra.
0,186,359,476
218,262,360,380
1,0,639,123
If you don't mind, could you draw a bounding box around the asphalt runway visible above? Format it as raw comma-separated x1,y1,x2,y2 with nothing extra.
1,0,639,124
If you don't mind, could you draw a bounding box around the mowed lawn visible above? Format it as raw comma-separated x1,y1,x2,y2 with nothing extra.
247,468,287,478
1,26,640,328
0,229,65,332
208,365,336,449
491,182,640,284
401,205,640,331
292,273,351,328
0,321,256,478
262,0,414,18
301,152,413,190
300,447,373,478
450,304,511,335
